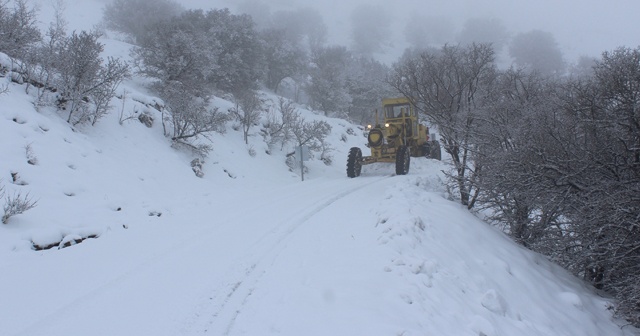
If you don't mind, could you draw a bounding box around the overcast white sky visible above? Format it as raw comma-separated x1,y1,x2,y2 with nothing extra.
184,0,639,63
38,0,640,65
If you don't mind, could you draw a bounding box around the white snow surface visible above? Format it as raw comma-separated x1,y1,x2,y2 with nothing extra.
0,2,638,336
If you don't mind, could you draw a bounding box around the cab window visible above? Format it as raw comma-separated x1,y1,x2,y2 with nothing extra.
385,104,411,118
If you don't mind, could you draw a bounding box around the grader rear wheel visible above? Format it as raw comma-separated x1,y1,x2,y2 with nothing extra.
346,147,363,178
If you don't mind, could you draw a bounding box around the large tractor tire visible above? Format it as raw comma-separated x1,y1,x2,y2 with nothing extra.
347,147,363,178
428,140,442,160
395,145,410,175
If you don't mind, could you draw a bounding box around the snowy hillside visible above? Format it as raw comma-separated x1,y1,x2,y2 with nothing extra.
0,1,638,336
1,74,636,336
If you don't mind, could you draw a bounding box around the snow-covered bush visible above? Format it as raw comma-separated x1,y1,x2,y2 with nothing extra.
306,45,352,116
0,0,41,59
55,30,129,125
1,4,129,125
260,28,308,93
133,8,264,95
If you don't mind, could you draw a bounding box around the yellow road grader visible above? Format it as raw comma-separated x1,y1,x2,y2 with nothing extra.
347,97,441,178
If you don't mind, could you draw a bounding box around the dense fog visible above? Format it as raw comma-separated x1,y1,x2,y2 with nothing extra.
177,0,639,64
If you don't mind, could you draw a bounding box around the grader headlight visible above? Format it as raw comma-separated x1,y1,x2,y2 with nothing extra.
386,124,400,136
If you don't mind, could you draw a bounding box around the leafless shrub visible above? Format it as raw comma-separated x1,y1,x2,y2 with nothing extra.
230,89,264,144
263,97,297,150
159,81,229,142
2,189,38,224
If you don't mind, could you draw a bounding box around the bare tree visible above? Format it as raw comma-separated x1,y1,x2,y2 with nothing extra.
90,57,130,125
290,117,331,152
30,0,67,102
231,89,264,144
476,47,640,325
390,44,497,208
263,97,297,150
474,68,566,248
563,47,640,323
159,81,228,142
262,97,331,159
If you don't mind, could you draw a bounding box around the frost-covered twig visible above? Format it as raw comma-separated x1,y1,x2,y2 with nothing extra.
2,191,38,224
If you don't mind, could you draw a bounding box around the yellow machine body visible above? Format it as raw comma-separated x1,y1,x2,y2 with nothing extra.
346,97,441,177
364,97,431,164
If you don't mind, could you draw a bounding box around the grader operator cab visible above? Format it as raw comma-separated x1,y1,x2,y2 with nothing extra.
347,97,441,178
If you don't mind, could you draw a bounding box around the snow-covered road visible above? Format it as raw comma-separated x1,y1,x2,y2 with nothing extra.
3,171,409,336
3,158,633,336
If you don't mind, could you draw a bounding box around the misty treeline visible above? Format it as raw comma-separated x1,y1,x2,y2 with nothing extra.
0,0,341,156
104,0,391,157
391,43,640,326
103,0,394,126
0,0,129,125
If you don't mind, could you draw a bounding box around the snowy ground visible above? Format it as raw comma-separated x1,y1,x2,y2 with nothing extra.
0,1,638,335
1,67,637,336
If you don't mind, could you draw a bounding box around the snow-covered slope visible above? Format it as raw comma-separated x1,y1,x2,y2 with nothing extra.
1,62,636,336
0,2,637,336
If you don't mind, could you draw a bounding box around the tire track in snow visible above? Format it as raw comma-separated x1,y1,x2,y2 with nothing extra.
189,175,393,335
11,177,383,336
11,176,390,336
